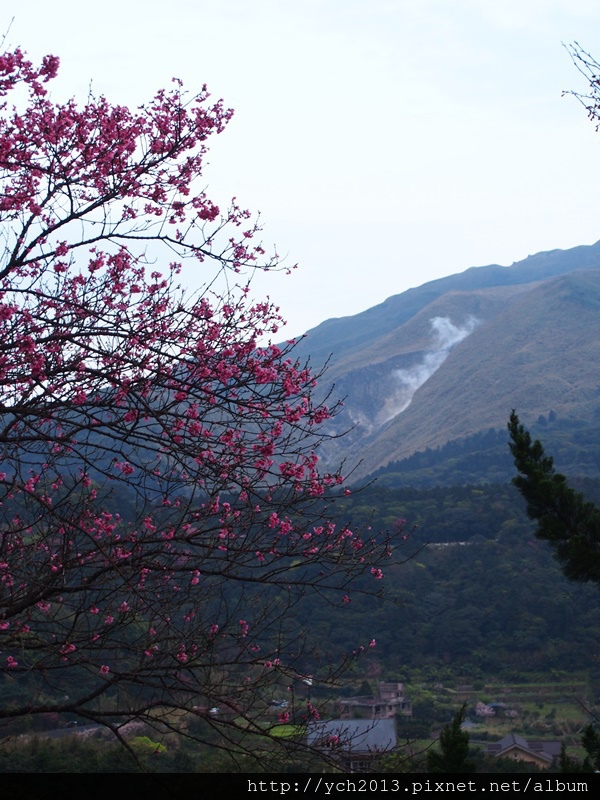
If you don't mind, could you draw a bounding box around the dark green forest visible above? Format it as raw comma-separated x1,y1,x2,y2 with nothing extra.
369,414,600,488
3,456,600,771
299,479,600,678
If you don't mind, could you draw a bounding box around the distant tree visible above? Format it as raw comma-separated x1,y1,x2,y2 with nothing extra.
557,725,600,774
0,46,405,767
508,411,600,586
581,723,600,771
558,742,586,773
426,704,475,774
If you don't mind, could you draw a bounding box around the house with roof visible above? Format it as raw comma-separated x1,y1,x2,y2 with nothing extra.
338,682,412,719
306,718,397,773
485,734,562,769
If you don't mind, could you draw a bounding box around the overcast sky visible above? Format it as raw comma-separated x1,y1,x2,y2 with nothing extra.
8,1,600,338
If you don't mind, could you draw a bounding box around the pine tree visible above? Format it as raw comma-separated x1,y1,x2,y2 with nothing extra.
581,724,600,771
508,411,600,586
426,704,475,774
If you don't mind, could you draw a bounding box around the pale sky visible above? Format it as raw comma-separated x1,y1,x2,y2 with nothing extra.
7,1,600,338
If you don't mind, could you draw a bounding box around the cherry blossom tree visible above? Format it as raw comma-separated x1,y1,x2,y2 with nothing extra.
0,48,405,767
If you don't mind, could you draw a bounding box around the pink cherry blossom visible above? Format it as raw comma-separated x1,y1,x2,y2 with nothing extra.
0,44,410,759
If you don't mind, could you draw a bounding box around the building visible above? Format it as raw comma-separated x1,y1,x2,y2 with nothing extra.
338,681,412,719
485,734,561,769
306,718,397,772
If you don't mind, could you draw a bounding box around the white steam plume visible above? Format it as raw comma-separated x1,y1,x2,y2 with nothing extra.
382,316,479,421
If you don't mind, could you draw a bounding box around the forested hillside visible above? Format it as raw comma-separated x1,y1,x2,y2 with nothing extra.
284,479,600,680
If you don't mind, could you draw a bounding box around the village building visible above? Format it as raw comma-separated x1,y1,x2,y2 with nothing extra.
338,682,412,720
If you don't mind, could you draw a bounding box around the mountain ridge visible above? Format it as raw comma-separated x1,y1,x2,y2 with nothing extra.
294,240,600,368
296,242,600,484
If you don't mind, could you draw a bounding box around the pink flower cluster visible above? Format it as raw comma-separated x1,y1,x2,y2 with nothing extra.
0,46,400,735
